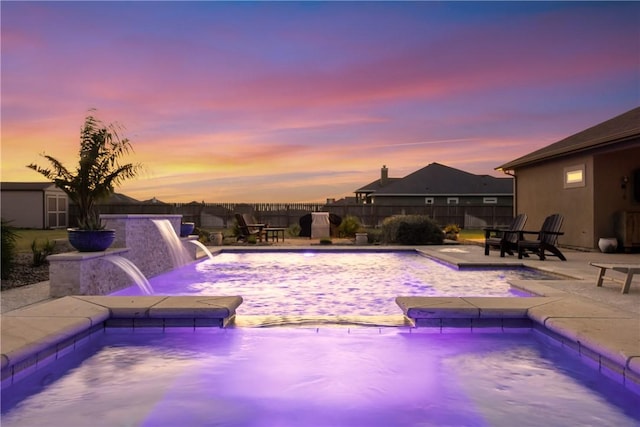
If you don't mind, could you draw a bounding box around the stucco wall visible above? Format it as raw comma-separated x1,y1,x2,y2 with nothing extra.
514,143,640,250
515,154,595,249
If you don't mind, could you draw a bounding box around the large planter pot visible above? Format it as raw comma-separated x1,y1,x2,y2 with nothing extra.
355,233,368,245
210,232,224,246
180,222,195,237
67,229,116,252
598,237,618,253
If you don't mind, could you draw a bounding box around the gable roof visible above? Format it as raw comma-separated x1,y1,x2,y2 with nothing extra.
374,163,512,196
100,192,141,204
1,182,60,192
355,177,402,193
497,106,640,171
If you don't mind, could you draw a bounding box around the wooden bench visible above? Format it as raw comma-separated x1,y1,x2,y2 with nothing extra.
590,262,640,294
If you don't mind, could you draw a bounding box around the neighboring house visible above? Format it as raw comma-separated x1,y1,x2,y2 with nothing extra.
355,163,513,207
1,182,68,229
497,106,640,251
354,165,402,204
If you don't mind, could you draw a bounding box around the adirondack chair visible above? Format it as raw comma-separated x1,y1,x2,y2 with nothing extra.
483,214,528,257
235,213,264,242
517,214,566,261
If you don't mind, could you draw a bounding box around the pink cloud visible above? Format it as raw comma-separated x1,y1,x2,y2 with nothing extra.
2,2,638,202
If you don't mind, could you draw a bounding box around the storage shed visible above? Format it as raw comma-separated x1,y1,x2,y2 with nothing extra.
1,182,68,229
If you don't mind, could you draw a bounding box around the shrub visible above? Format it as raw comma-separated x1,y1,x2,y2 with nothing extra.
443,224,461,234
366,228,383,244
380,215,444,245
1,219,18,279
319,238,333,245
232,220,242,238
31,239,55,267
287,223,301,237
195,227,210,243
443,223,461,241
337,215,362,238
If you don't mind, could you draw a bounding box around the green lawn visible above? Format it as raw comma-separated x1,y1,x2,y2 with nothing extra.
459,228,484,240
11,229,69,252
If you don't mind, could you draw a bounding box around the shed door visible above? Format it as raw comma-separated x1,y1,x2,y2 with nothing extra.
46,195,67,228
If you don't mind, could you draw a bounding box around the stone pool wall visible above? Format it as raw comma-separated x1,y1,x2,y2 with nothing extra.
48,215,198,297
102,214,197,278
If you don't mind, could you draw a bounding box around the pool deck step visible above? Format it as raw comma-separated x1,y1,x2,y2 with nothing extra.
1,295,242,387
396,295,640,390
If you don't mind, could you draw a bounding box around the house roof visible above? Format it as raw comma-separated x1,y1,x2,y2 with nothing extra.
497,106,640,171
326,196,357,205
373,163,513,196
0,182,60,192
100,192,141,204
355,178,402,193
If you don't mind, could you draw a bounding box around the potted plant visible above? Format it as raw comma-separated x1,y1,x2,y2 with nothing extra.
27,112,141,252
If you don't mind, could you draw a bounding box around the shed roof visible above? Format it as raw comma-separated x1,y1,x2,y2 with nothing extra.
497,106,640,171
374,163,512,196
0,182,60,192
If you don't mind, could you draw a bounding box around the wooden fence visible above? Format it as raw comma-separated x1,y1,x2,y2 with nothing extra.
76,201,514,230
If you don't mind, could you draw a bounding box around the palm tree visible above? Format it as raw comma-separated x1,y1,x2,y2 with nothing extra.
27,112,141,230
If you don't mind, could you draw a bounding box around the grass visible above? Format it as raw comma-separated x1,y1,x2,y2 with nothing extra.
459,228,485,240
8,227,486,253
12,229,69,252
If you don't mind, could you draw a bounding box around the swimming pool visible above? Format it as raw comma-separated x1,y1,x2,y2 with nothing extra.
2,328,638,427
111,251,543,316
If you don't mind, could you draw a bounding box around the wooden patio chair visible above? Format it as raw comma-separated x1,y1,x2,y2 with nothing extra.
517,214,566,261
235,213,264,242
483,213,528,257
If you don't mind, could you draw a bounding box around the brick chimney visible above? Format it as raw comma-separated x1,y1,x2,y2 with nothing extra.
380,165,388,186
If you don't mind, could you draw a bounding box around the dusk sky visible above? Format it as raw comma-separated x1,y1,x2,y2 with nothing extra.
2,1,639,203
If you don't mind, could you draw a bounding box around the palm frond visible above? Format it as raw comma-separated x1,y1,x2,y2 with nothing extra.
26,111,141,230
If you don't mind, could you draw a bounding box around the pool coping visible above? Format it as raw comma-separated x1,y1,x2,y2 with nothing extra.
2,247,639,395
1,295,242,388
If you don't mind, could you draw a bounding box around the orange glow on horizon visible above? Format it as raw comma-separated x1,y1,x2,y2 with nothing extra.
2,2,638,202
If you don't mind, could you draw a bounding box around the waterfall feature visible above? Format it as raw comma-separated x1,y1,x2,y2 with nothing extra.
152,219,193,268
188,240,217,260
103,255,154,295
49,215,199,297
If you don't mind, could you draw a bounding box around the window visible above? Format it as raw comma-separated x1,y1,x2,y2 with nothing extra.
483,197,497,204
424,197,434,205
447,197,459,205
564,164,585,188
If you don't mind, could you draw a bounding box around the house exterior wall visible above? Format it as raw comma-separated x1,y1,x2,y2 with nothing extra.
514,143,640,250
514,153,595,249
1,191,45,228
371,195,512,206
593,146,640,245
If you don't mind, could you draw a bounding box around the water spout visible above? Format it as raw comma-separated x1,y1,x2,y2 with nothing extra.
103,256,154,295
188,240,217,260
152,219,192,268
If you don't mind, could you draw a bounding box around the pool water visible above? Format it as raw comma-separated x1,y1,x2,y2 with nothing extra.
112,251,541,315
2,328,638,427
